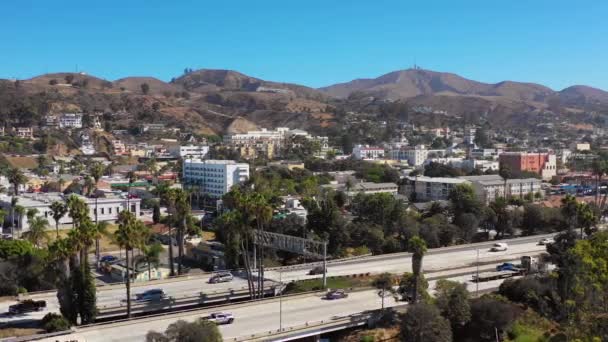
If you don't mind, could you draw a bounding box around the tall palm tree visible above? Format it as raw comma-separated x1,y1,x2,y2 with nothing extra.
26,208,39,226
408,236,427,303
6,167,27,196
92,221,110,266
115,210,138,318
9,197,18,238
249,193,272,299
24,216,49,247
591,159,606,207
126,171,136,208
174,189,191,275
14,205,25,238
66,195,88,230
48,237,76,323
162,189,178,277
50,201,68,238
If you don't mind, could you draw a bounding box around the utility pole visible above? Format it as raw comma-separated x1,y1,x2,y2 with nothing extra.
279,270,283,331
322,242,327,289
476,249,480,297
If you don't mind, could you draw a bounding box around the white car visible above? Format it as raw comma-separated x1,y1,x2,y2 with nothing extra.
538,238,554,245
207,312,235,324
490,243,508,252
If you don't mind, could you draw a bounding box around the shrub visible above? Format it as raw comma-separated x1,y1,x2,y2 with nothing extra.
42,313,71,332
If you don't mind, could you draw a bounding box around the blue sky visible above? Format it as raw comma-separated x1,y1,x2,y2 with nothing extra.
1,0,607,90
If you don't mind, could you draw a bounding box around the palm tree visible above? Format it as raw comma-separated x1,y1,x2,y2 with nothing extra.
246,193,272,299
115,210,138,318
145,158,159,185
408,236,427,303
92,221,110,267
143,242,163,281
24,216,49,247
9,197,18,238
174,189,191,275
14,205,25,238
126,171,136,208
50,201,68,238
26,208,39,225
66,195,88,230
90,162,105,185
6,167,27,195
162,189,178,277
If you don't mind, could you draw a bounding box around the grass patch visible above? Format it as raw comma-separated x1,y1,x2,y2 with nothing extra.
0,327,44,339
45,224,120,252
284,275,374,294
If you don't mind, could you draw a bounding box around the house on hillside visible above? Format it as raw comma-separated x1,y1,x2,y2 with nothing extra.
14,127,34,139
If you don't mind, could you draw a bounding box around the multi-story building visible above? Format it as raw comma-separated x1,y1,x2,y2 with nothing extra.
404,176,467,201
169,144,210,158
352,145,385,160
182,159,250,198
0,193,140,234
462,159,500,173
470,148,502,159
459,175,506,204
499,152,557,181
505,178,543,199
322,182,398,197
389,145,428,167
45,115,58,127
14,127,34,139
59,113,83,129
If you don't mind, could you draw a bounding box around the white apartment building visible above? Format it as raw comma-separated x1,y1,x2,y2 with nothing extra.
470,148,502,159
170,144,210,158
424,157,466,169
400,145,429,167
0,193,141,234
462,159,500,173
404,176,467,201
322,182,398,197
464,127,477,145
182,159,250,198
352,145,385,160
59,113,83,129
15,127,34,139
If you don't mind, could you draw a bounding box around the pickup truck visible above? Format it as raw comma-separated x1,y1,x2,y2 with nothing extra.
207,312,235,324
8,300,46,315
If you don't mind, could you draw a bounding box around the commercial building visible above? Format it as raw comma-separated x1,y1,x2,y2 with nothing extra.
182,159,250,198
352,145,385,160
0,193,141,234
499,152,557,181
58,113,83,129
169,144,210,158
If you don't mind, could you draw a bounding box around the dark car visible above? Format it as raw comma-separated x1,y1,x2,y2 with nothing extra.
308,266,327,275
100,255,118,264
135,288,167,302
8,300,46,315
325,289,348,300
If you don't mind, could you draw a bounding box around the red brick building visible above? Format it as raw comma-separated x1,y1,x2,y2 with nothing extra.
498,152,557,181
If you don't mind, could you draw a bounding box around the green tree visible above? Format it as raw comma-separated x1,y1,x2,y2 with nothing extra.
146,318,222,342
14,205,25,237
6,167,27,195
434,279,471,331
408,236,427,303
400,302,452,342
372,272,395,310
143,242,163,281
24,216,49,247
89,162,105,185
115,210,138,318
49,201,68,238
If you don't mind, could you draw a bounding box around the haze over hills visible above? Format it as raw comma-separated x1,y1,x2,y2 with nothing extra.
1,67,608,136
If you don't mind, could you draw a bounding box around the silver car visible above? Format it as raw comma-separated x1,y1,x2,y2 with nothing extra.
209,272,233,284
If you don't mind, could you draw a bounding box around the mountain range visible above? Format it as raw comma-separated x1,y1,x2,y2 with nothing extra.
1,68,607,136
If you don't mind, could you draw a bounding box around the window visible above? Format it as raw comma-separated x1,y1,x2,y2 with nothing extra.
101,208,105,215
109,208,112,214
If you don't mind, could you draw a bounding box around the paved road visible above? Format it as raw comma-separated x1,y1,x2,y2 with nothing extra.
42,271,514,342
1,235,549,325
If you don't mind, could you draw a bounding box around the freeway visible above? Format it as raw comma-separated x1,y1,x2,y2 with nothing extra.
1,234,549,324
42,272,513,342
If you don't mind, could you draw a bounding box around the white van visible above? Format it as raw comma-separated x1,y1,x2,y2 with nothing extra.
490,243,508,252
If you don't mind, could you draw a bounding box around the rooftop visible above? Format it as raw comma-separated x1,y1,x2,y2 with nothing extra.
407,176,467,184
